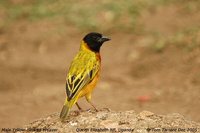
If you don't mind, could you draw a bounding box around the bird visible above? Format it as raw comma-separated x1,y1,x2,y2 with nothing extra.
60,32,110,121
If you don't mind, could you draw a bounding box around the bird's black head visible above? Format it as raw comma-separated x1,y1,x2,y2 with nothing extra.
83,32,110,52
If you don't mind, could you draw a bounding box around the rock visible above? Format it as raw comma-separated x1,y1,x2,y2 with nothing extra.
137,110,154,120
15,109,200,133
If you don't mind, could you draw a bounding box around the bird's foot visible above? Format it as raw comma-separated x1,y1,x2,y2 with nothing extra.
87,108,99,113
72,110,81,116
101,107,111,112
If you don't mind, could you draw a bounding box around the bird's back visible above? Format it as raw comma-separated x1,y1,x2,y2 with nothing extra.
68,50,100,78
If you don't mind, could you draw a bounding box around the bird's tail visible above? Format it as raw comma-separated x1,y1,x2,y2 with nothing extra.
60,99,72,121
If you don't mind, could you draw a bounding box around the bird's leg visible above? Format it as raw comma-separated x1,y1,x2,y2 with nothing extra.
75,102,83,111
86,93,98,112
87,100,98,112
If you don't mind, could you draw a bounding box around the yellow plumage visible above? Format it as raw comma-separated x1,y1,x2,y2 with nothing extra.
60,41,100,120
60,32,110,121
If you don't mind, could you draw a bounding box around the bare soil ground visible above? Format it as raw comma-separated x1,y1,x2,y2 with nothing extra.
0,1,200,128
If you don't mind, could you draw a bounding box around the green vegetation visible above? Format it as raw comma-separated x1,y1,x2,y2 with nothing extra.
0,0,199,52
0,0,139,31
0,0,186,32
150,26,200,53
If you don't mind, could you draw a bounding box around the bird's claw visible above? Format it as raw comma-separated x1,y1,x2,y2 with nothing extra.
87,108,98,113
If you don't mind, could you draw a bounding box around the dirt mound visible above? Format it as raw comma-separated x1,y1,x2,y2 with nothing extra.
8,109,199,133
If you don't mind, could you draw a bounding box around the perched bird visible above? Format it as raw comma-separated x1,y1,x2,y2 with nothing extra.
60,32,110,121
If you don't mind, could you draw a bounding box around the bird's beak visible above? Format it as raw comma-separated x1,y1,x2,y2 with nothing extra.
99,36,111,43
102,36,111,42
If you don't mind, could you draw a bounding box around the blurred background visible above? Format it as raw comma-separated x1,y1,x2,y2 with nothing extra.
0,0,200,127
